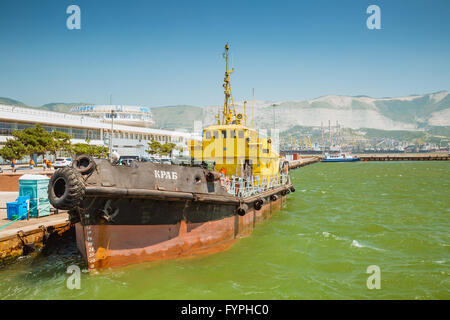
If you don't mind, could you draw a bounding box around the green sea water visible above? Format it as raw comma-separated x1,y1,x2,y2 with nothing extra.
1,161,449,299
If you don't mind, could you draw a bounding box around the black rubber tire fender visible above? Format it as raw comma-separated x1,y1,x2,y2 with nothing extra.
48,167,86,210
254,199,263,211
72,154,96,175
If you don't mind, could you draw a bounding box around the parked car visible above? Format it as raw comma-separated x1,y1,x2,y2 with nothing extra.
160,158,172,165
149,157,161,164
54,157,72,169
119,156,139,166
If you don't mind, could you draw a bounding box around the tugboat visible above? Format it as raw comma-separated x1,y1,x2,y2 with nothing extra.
47,44,295,270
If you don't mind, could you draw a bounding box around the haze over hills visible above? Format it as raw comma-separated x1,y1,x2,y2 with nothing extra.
1,91,449,136
0,98,91,114
0,97,28,108
201,91,450,131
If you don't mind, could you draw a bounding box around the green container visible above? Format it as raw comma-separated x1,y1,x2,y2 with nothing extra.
19,174,50,217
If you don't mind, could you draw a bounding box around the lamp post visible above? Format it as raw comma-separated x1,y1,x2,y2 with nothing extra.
109,109,115,158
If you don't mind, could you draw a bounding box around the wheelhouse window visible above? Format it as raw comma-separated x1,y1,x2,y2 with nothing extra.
213,131,219,139
230,130,236,138
221,130,227,138
205,131,211,140
238,130,244,138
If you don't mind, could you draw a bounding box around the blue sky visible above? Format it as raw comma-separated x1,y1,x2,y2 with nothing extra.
0,0,449,107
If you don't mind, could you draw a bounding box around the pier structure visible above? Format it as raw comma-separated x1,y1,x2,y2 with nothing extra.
357,154,449,161
288,157,321,169
0,191,70,262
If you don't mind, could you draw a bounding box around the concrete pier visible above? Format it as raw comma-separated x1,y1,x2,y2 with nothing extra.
288,157,321,169
357,154,449,161
0,191,70,263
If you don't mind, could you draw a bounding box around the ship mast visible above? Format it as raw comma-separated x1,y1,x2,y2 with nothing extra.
221,43,236,125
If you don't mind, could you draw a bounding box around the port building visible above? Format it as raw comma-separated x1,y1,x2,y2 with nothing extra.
0,104,195,163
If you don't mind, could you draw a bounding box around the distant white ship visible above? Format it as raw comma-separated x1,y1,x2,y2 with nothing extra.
322,152,360,162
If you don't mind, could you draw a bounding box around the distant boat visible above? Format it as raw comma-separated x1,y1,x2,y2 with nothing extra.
322,152,360,162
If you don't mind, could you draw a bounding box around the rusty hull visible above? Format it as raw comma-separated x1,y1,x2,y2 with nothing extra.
76,194,286,270
70,159,293,270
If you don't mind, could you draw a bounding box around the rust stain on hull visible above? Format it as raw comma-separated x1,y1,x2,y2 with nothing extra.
77,196,285,270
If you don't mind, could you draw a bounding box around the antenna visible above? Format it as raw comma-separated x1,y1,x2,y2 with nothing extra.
321,122,324,153
329,120,332,147
243,100,247,126
336,120,339,146
271,104,276,131
221,43,236,125
252,88,255,128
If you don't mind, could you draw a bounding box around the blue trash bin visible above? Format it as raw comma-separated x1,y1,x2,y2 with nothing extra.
6,195,30,220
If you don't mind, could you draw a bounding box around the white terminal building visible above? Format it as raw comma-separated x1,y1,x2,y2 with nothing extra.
0,104,197,163
70,105,154,128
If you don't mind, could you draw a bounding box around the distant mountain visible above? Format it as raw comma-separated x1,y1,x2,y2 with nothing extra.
201,91,450,131
39,102,92,113
0,97,28,107
1,91,448,134
0,99,92,114
150,105,203,130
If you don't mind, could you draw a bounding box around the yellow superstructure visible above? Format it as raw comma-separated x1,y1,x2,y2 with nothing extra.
190,44,281,180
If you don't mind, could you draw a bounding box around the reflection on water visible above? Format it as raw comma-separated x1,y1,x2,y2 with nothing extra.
1,162,449,299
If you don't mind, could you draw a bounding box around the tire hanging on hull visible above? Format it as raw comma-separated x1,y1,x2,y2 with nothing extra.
48,167,86,210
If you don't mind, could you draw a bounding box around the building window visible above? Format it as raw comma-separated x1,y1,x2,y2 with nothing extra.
17,123,32,130
72,128,88,139
0,121,16,135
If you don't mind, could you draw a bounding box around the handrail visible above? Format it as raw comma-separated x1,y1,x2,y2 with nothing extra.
224,173,290,198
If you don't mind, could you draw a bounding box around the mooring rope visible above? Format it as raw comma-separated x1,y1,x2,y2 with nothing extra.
0,205,38,231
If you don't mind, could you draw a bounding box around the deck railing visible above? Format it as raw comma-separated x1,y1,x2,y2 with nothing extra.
224,173,290,198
